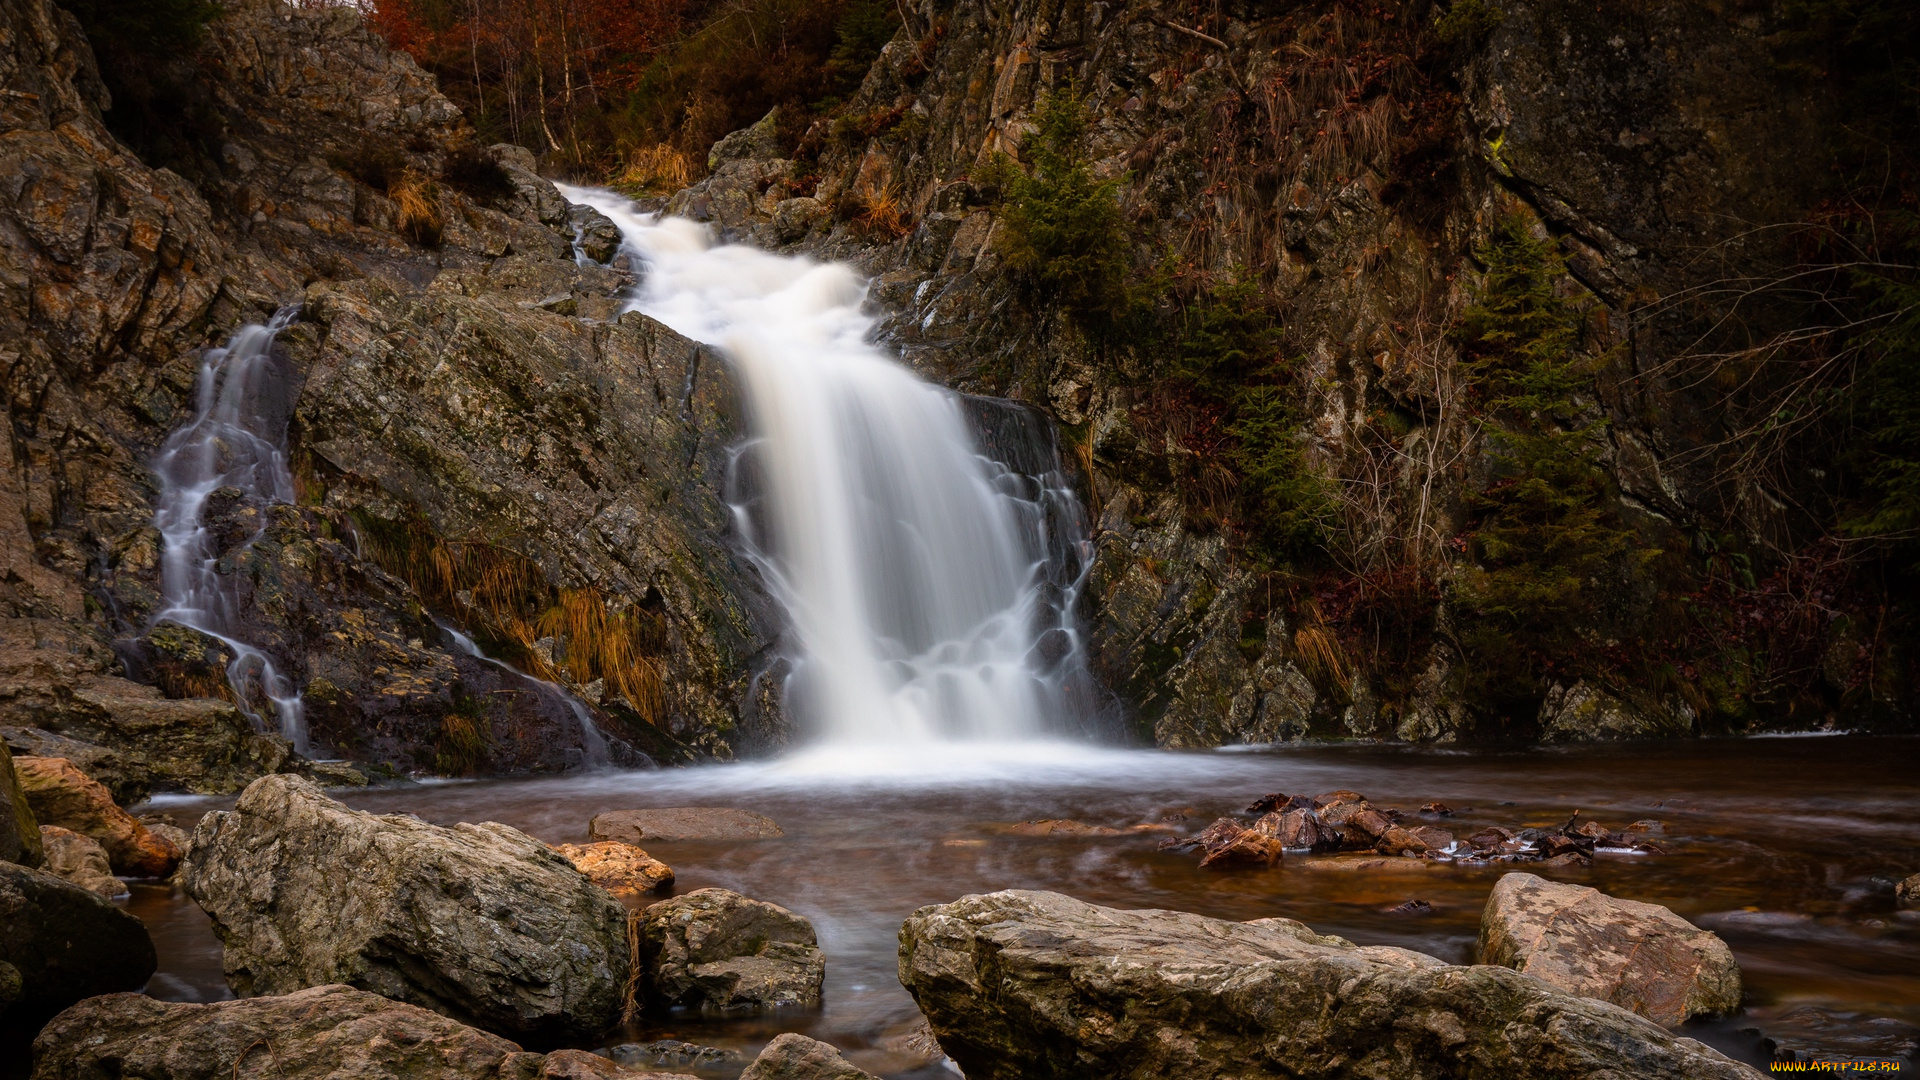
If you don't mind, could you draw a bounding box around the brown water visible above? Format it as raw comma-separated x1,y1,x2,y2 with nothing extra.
125,736,1920,1075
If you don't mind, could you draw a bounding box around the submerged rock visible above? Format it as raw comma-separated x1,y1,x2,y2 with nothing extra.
28,984,703,1080
35,826,122,899
899,889,1761,1080
1479,872,1742,1026
182,775,628,1041
608,1040,744,1070
553,841,675,902
639,887,825,1012
999,819,1128,837
0,861,155,1028
13,756,178,877
592,807,785,842
738,1033,880,1080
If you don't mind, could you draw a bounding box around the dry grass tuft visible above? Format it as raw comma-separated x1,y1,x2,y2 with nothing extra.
614,144,695,196
538,587,667,721
387,167,443,247
852,189,911,240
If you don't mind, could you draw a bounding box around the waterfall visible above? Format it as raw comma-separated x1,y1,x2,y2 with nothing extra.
151,307,308,753
561,187,1097,746
440,623,611,767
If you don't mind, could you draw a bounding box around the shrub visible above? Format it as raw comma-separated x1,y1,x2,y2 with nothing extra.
983,86,1132,326
1447,218,1650,721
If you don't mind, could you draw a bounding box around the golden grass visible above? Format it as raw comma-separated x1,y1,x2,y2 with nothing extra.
387,168,443,247
358,513,667,724
614,144,695,196
435,708,492,775
852,189,912,241
1293,617,1351,691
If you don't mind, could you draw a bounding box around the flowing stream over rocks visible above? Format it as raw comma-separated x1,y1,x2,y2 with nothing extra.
563,188,1098,745
130,737,1920,1075
150,308,309,754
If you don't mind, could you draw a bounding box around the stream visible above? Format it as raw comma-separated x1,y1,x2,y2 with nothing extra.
130,735,1920,1075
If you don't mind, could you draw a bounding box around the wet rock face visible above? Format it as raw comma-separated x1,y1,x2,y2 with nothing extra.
28,985,679,1080
899,889,1762,1080
1479,872,1742,1026
181,775,629,1041
639,887,825,1013
0,861,155,1029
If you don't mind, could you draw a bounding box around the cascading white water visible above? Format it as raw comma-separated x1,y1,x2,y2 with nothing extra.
441,623,611,766
151,307,308,753
562,186,1095,745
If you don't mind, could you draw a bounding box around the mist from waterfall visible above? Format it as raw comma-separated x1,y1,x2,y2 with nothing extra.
151,307,308,753
562,187,1097,746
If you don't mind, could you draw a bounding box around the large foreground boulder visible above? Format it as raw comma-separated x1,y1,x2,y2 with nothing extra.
181,775,628,1041
29,984,703,1080
898,890,1762,1080
639,887,825,1012
13,756,178,876
0,861,155,1027
1479,872,1742,1026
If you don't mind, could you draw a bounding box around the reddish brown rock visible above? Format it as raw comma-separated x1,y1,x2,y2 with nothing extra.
1478,872,1741,1026
1895,873,1918,910
13,757,177,877
1252,808,1339,852
590,807,784,843
1376,825,1454,855
552,841,674,902
1189,819,1282,869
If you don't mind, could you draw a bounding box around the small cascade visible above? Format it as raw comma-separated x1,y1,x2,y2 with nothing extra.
559,186,1101,746
440,624,611,767
150,307,308,753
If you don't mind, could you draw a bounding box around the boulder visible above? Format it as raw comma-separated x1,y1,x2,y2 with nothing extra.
0,862,155,1028
1,727,145,807
1478,872,1742,1026
591,807,785,843
13,756,178,877
1376,824,1455,855
28,984,705,1080
899,889,1762,1080
639,887,825,1012
181,775,628,1041
36,826,123,899
553,841,674,902
739,1034,880,1080
1252,808,1339,852
1898,872,1919,910
0,739,41,867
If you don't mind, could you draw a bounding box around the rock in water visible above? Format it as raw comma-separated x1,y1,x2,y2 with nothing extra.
639,888,825,1012
591,807,785,842
181,775,628,1041
739,1033,880,1080
898,889,1761,1080
0,740,41,868
0,862,155,1028
553,841,675,902
13,757,177,877
1478,872,1742,1026
27,984,707,1080
35,826,123,899
1898,872,1919,910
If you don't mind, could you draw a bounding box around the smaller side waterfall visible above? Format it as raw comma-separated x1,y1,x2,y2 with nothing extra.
151,307,308,753
440,624,612,768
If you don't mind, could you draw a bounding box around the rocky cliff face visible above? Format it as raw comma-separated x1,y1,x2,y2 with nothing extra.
0,0,781,786
670,0,1912,744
